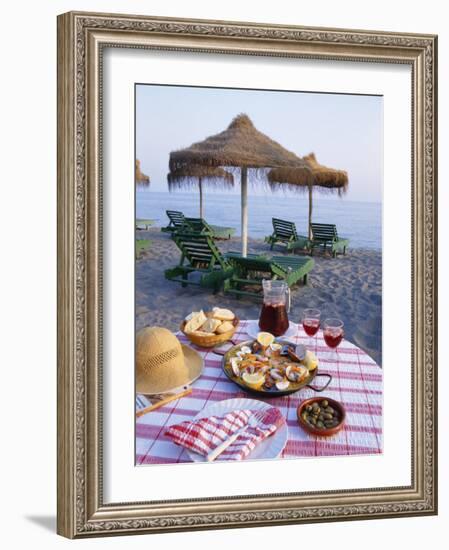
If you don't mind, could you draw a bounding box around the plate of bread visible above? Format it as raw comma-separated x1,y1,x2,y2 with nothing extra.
181,308,239,348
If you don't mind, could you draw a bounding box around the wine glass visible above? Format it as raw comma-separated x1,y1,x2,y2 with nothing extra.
323,318,344,361
301,308,321,349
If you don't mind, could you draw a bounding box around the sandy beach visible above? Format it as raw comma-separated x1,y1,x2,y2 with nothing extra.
136,228,382,366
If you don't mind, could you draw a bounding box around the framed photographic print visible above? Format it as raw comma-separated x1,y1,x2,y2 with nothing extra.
57,11,438,538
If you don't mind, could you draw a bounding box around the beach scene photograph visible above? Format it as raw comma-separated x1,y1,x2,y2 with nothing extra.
135,84,383,466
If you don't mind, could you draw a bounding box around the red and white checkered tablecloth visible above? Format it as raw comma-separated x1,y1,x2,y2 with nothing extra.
136,320,382,464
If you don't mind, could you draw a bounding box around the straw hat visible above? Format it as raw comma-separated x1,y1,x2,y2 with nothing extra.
136,327,203,394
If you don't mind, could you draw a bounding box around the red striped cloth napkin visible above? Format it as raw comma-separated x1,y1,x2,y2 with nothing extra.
165,408,284,461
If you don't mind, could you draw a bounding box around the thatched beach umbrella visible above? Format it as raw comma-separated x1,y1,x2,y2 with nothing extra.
135,159,150,186
268,153,348,239
167,165,234,218
170,114,306,256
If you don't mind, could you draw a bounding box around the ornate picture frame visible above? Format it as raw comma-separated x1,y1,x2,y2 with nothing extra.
57,11,437,538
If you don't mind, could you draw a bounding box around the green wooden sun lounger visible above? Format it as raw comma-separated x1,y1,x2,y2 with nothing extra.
164,233,233,293
184,217,235,240
224,251,314,298
309,223,349,257
265,218,310,252
161,210,187,233
161,211,235,240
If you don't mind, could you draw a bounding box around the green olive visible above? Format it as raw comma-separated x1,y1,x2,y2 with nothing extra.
321,400,329,408
325,407,335,415
323,413,333,420
306,405,313,412
316,421,325,428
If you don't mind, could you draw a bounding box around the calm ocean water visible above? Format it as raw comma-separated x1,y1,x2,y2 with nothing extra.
136,190,382,250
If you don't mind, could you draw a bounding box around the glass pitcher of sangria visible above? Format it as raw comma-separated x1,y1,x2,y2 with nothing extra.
258,280,290,336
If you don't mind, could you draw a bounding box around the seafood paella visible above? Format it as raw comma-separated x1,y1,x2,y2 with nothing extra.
223,332,321,396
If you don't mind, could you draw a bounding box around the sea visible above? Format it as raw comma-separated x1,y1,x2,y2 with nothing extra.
136,190,382,250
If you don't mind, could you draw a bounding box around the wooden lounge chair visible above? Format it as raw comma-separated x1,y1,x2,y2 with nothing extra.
161,210,187,233
224,252,314,298
165,233,233,293
309,223,349,257
184,217,235,240
265,218,310,252
161,211,235,240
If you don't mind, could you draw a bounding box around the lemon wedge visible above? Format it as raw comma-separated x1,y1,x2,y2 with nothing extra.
257,332,275,347
242,372,265,390
304,350,319,371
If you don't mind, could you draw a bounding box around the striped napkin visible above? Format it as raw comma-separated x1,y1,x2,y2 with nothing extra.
165,408,283,461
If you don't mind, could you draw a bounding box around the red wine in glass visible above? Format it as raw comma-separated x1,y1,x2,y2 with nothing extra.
323,330,344,348
323,318,344,361
303,319,320,336
301,308,321,348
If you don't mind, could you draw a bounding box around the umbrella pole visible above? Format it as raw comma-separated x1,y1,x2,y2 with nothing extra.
308,184,313,240
241,167,248,257
199,177,203,218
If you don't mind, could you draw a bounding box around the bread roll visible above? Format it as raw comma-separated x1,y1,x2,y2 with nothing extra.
184,310,207,333
185,311,199,321
215,321,234,334
212,307,235,321
201,318,222,333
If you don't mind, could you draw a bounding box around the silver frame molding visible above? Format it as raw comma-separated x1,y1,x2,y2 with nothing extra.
57,11,438,538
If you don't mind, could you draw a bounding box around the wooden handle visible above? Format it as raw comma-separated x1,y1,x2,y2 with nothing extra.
136,388,192,418
206,429,242,462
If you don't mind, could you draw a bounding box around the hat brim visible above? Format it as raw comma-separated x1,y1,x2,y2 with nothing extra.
136,344,204,396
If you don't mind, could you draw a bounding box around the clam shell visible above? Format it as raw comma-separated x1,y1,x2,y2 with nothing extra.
295,344,307,360
270,368,284,381
230,357,241,376
275,379,290,391
286,365,308,382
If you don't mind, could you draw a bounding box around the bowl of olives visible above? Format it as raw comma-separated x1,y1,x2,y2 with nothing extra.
297,397,345,436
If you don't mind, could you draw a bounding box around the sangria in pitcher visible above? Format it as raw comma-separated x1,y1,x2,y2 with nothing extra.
258,280,290,337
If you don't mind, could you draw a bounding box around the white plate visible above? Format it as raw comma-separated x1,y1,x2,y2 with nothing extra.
187,398,288,463
244,320,298,340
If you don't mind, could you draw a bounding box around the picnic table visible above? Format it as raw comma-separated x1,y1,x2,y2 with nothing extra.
136,320,382,464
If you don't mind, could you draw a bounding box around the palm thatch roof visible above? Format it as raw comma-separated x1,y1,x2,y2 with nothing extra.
303,153,348,194
268,153,348,195
169,114,302,171
135,159,150,185
167,165,234,191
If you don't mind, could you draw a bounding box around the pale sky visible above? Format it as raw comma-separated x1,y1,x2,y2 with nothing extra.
136,84,383,203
